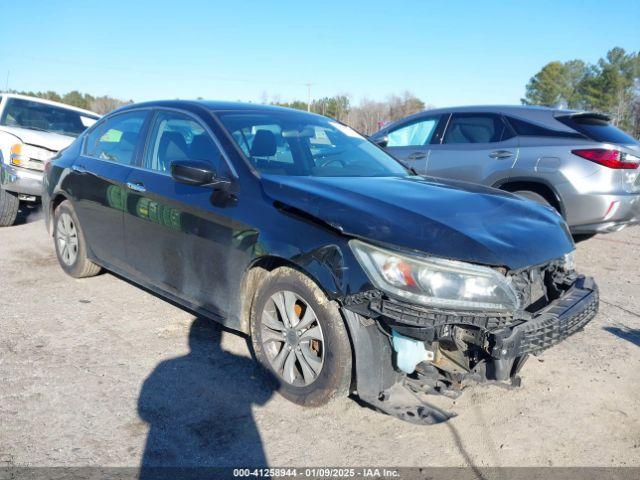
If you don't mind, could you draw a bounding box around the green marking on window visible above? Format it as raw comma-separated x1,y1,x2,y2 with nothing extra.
100,129,123,143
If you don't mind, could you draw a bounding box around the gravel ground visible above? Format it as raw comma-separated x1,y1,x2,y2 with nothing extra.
1,212,639,468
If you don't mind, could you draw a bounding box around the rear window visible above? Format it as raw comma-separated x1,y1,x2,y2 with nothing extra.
557,115,638,145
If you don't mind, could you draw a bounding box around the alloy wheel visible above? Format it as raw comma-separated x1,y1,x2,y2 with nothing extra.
56,212,79,266
261,290,325,386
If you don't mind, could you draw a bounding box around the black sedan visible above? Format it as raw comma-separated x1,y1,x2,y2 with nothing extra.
42,100,598,424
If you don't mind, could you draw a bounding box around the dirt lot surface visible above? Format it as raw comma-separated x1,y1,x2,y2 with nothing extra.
1,214,639,468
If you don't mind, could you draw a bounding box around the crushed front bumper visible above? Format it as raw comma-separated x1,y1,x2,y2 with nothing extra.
487,275,598,380
0,162,43,198
342,274,599,424
491,276,598,358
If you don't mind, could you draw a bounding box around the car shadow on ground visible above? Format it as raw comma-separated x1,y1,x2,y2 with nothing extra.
137,317,275,477
603,326,640,347
14,202,43,226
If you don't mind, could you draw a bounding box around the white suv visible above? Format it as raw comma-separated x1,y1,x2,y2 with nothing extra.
0,94,100,226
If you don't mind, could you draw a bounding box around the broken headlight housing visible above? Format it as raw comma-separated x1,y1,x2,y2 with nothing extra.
350,239,520,313
562,251,575,272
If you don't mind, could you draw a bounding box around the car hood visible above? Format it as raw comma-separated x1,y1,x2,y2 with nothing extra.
0,126,76,152
261,174,574,270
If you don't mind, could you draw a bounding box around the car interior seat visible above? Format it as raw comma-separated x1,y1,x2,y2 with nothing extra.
190,134,217,163
158,131,189,172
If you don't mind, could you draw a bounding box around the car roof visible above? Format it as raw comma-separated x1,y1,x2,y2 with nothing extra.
0,93,101,117
423,104,572,114
115,99,326,117
404,104,583,117
378,104,591,133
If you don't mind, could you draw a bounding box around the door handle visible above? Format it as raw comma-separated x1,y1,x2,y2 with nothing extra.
71,164,87,173
126,181,146,193
407,151,427,160
489,150,514,159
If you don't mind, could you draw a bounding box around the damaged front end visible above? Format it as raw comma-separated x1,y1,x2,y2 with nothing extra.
341,247,599,425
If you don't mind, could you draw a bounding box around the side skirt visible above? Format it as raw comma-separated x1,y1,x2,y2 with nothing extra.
90,257,238,332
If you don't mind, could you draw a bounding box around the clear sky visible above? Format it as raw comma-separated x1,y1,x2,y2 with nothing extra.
1,0,638,107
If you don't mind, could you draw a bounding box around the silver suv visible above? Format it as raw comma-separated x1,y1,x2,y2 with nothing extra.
370,106,640,235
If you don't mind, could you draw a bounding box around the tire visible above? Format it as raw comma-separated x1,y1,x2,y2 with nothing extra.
513,190,553,208
0,189,19,227
53,200,101,278
573,233,596,243
250,267,352,407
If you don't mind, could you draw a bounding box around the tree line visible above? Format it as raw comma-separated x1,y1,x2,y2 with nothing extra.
268,91,427,135
522,47,640,136
7,89,133,115
10,47,639,139
11,88,426,135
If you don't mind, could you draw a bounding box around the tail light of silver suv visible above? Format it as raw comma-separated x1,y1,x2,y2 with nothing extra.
572,148,640,169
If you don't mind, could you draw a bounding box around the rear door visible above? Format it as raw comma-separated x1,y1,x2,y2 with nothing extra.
382,114,444,173
427,112,518,185
68,109,150,271
123,108,238,319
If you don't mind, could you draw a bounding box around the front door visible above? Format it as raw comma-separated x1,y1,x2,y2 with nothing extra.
427,113,519,185
68,110,149,271
383,114,442,173
123,109,239,319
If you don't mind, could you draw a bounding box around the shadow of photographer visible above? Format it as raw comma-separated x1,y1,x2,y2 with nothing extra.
138,317,274,477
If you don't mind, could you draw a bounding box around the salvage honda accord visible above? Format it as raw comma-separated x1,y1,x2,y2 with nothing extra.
42,101,599,423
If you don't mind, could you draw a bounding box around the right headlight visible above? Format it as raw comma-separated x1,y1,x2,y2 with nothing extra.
9,143,54,169
9,143,25,166
350,239,519,313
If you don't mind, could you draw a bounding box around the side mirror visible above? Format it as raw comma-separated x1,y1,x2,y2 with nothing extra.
170,160,229,189
372,135,388,148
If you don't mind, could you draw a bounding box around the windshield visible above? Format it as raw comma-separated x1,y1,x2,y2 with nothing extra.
0,98,99,137
215,110,410,177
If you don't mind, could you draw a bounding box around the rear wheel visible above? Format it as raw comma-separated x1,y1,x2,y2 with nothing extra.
250,267,352,406
0,189,20,227
53,200,101,278
513,190,553,208
573,233,596,243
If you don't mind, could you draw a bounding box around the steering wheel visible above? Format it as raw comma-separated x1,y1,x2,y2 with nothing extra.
317,157,347,168
314,149,346,168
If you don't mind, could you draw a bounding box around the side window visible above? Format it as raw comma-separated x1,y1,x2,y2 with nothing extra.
387,116,439,147
508,116,583,139
144,111,220,173
443,114,507,144
85,111,148,165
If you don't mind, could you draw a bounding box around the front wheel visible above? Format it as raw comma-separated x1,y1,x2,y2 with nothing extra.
53,200,101,278
0,189,20,226
250,267,352,406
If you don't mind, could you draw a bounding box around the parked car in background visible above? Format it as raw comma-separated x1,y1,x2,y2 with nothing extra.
370,106,640,236
43,100,598,424
0,94,100,226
